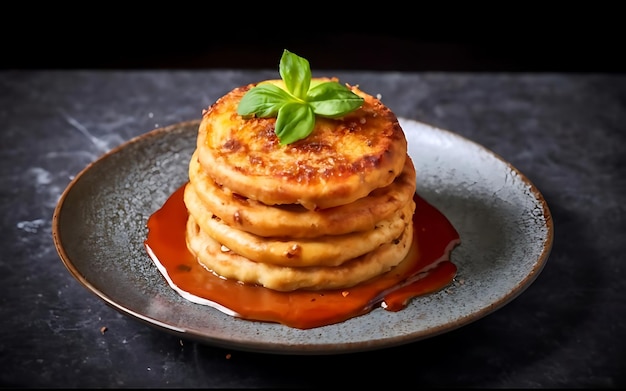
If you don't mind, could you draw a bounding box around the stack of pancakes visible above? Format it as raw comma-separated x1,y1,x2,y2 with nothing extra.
183,79,417,292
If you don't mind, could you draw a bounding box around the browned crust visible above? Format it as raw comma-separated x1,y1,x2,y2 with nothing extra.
195,79,408,210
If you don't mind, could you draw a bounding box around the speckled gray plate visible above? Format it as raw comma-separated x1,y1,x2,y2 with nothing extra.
52,118,553,355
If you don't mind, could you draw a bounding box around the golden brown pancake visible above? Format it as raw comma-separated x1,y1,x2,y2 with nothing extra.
184,183,415,267
187,149,417,238
182,76,417,292
185,214,415,291
195,78,408,210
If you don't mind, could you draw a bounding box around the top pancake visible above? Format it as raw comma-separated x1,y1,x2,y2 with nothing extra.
196,78,408,210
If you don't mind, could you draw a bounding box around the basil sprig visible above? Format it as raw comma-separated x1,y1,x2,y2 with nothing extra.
237,49,364,145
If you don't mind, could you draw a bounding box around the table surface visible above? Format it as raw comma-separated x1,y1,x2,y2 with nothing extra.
1,70,624,388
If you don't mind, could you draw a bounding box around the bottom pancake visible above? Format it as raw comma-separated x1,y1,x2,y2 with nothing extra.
185,215,415,292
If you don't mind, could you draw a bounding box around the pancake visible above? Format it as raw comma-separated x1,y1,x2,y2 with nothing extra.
195,78,408,210
185,214,415,291
185,182,415,267
182,72,417,292
187,149,417,238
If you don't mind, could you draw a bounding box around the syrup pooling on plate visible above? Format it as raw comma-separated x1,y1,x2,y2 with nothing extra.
144,183,460,330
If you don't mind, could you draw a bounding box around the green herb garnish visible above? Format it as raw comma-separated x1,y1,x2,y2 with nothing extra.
237,49,364,145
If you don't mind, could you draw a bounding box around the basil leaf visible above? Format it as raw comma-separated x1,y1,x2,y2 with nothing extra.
307,82,364,118
275,103,315,145
237,84,293,118
279,49,311,99
237,49,365,145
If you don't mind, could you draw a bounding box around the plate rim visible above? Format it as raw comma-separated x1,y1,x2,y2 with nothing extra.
52,118,554,355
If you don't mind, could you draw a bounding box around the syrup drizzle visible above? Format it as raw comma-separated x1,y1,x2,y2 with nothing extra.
145,184,460,329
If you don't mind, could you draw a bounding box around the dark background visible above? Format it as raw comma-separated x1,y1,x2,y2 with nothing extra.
5,5,624,73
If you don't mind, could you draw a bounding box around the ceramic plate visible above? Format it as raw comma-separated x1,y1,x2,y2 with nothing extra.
52,118,553,355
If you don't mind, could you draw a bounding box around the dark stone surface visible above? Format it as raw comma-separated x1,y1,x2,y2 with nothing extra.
1,70,624,388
